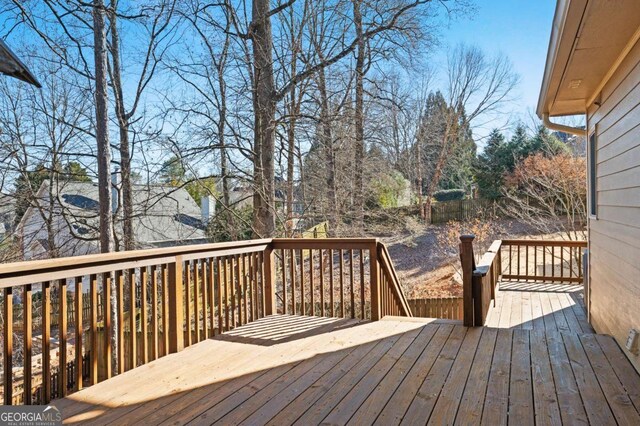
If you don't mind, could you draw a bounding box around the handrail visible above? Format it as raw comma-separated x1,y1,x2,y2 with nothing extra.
377,243,412,317
500,239,587,247
0,239,272,287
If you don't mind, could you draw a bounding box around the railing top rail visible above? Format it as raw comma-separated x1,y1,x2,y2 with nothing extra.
377,242,412,317
0,239,272,285
501,239,587,247
271,238,378,250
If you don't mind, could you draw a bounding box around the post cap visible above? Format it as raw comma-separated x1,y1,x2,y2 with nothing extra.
459,234,475,242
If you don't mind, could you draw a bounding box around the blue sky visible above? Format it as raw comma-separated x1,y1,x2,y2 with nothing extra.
433,0,557,140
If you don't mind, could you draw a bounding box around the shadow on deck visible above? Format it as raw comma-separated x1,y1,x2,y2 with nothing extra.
485,281,593,333
53,314,640,425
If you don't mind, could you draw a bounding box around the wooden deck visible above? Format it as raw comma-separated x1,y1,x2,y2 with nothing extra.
484,281,594,333
54,313,640,425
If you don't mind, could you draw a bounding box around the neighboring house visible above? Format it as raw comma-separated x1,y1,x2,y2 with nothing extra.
0,194,15,242
538,0,640,370
17,180,209,260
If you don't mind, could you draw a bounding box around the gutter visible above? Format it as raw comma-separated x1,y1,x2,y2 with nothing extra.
542,113,587,137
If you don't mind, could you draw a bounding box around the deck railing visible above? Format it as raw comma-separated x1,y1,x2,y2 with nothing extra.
460,236,587,326
0,237,410,405
500,239,587,283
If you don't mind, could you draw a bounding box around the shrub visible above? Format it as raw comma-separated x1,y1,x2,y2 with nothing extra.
433,189,466,202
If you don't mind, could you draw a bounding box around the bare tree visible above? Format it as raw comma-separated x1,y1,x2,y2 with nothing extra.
422,44,519,220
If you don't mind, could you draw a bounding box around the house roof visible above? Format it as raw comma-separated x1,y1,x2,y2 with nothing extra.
537,0,640,117
0,39,41,88
25,180,207,248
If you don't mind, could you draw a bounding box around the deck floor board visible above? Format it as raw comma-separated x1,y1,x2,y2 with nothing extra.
54,288,638,425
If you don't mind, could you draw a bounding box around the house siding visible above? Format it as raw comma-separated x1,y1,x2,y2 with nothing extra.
587,37,640,372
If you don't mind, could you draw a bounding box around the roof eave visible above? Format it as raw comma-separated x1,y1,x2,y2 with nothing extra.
537,0,588,119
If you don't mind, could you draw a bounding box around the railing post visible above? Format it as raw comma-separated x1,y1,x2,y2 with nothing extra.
370,241,381,321
168,256,184,354
264,245,276,316
460,235,475,327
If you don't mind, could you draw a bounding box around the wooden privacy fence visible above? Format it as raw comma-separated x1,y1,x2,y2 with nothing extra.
407,297,463,320
459,236,588,326
430,198,500,224
0,238,411,405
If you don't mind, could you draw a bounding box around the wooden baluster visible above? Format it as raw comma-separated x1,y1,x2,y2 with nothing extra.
129,269,137,369
517,245,520,278
569,247,574,279
290,250,296,315
141,267,148,364
349,250,355,319
185,261,192,346
247,254,253,323
198,259,209,341
216,258,223,332
319,250,325,317
261,251,267,318
223,257,230,330
560,245,564,281
58,280,68,397
200,259,209,339
299,249,305,316
90,274,98,385
194,260,200,342
151,266,159,361
43,281,52,402
23,284,32,404
525,244,529,279
281,249,287,315
4,286,13,404
162,265,170,356
310,249,315,316
329,249,335,317
103,273,112,380
207,259,215,337
252,253,259,321
551,247,555,280
542,245,546,278
339,249,345,318
116,271,125,374
534,245,538,281
234,254,241,325
242,254,248,323
75,276,83,391
508,244,512,276
578,246,583,280
360,250,365,319
232,255,239,327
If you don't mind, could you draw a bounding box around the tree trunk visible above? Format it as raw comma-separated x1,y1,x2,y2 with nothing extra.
251,0,276,238
317,66,337,228
92,0,117,373
109,8,134,251
353,0,365,233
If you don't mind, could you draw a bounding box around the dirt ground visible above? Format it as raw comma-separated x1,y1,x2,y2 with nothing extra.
377,218,550,298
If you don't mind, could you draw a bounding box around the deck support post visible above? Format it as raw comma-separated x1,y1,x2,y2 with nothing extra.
370,241,381,321
460,235,476,327
264,245,276,316
168,256,184,353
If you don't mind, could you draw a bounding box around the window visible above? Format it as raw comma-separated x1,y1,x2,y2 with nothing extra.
589,131,597,217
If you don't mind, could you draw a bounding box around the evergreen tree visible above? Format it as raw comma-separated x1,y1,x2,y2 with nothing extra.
475,129,509,199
